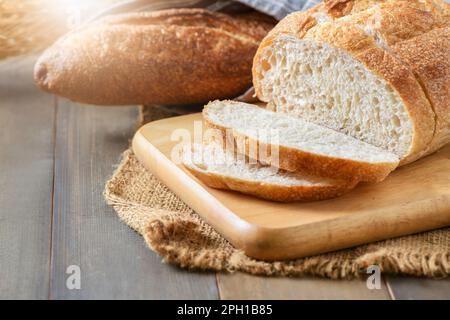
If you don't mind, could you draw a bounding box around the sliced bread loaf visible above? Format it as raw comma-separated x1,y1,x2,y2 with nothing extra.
203,100,399,182
181,143,358,202
253,0,449,165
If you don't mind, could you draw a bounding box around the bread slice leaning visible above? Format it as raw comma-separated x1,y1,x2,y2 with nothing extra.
181,143,358,202
203,100,399,182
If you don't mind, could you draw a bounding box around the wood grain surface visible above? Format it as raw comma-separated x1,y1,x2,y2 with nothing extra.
0,56,448,300
49,99,218,299
132,113,450,260
217,273,391,300
386,276,450,300
0,58,55,299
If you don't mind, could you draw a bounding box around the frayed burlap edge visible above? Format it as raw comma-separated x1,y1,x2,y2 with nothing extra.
104,149,450,279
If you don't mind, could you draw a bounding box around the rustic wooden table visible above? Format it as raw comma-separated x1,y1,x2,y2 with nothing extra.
1,57,449,300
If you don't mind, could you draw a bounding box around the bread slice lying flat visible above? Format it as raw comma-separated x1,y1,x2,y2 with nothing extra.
181,143,358,202
203,100,399,182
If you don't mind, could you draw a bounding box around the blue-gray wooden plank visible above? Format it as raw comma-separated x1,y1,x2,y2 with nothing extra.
49,100,219,299
387,277,450,300
0,57,55,299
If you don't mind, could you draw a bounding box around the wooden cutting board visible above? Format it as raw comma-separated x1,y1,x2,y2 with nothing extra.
132,113,450,261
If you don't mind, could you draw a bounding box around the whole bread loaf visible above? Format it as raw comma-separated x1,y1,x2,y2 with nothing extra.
34,9,275,105
253,0,450,165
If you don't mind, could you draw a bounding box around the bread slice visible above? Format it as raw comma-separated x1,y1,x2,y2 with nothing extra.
253,0,450,164
203,100,399,182
181,143,358,202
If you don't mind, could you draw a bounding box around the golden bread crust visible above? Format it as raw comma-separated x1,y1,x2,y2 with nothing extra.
34,9,275,105
393,27,450,157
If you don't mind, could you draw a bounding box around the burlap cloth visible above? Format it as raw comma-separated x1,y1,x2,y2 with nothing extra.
104,105,450,279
